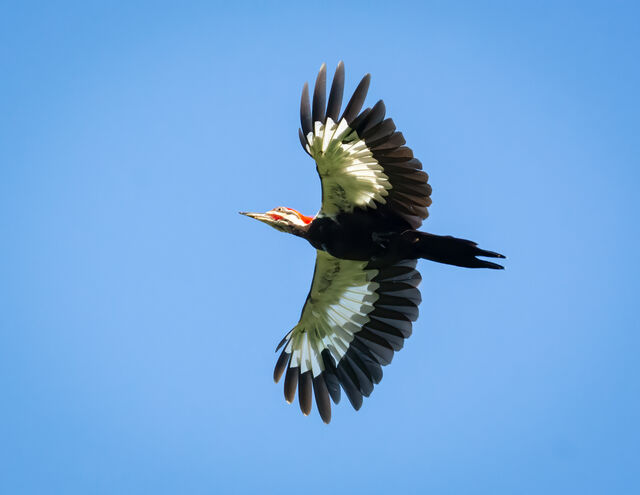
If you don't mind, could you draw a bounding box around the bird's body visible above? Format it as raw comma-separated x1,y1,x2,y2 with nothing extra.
241,62,504,423
290,209,409,261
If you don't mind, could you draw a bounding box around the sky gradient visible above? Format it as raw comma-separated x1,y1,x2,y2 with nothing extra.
1,1,639,493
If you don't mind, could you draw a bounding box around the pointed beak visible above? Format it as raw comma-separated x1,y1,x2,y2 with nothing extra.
239,211,271,223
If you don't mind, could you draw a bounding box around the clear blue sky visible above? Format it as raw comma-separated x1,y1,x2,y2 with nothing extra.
1,1,638,493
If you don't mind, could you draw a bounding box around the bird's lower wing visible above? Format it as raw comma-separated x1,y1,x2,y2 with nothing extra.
274,250,422,423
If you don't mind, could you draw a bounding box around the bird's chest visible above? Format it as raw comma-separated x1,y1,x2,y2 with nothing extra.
306,215,391,261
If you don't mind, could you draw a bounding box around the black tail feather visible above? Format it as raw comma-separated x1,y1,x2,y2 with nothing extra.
406,231,505,269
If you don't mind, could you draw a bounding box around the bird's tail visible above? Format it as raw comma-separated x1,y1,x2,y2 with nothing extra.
404,231,505,269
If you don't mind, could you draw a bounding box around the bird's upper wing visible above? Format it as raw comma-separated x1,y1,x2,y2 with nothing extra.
299,62,432,229
274,250,422,423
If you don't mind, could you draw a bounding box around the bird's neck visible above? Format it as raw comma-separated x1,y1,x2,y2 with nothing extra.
286,223,310,239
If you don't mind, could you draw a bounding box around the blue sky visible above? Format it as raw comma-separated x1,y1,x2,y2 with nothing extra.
1,1,638,493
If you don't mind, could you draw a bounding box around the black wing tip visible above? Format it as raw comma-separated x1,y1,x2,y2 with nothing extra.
299,371,313,416
340,72,372,123
300,81,312,136
360,73,372,92
301,81,309,98
359,73,372,92
334,61,345,81
326,62,346,122
312,64,327,123
313,375,332,423
284,366,299,404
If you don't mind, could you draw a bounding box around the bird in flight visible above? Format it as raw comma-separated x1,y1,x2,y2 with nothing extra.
241,62,504,423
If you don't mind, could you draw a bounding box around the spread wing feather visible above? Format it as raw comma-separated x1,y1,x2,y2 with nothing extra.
274,250,422,423
299,62,432,229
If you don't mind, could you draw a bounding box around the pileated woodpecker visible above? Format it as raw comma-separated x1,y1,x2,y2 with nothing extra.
241,62,504,423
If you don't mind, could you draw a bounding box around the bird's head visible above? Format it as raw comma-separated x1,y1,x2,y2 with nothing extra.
239,207,314,235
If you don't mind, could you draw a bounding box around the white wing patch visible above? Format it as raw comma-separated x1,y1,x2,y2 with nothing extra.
284,250,380,377
304,117,392,217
